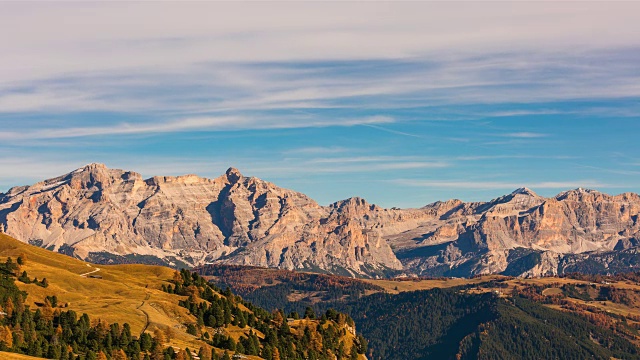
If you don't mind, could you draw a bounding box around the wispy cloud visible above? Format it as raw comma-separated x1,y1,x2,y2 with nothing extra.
484,110,564,117
248,162,449,176
361,124,426,139
574,164,640,176
391,179,618,190
282,146,349,155
2,2,639,84
0,158,84,185
503,132,548,138
307,156,424,164
0,115,393,141
454,154,577,161
4,51,639,117
1,3,639,120
247,154,449,176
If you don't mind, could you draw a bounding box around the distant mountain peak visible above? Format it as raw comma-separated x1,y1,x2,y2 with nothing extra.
567,187,599,194
331,196,379,211
511,187,538,197
69,162,110,176
82,162,107,170
225,167,243,183
555,187,602,201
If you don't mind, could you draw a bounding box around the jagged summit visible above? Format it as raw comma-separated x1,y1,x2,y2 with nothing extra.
68,163,114,178
511,187,538,197
555,187,603,201
559,187,600,195
0,163,401,276
80,162,108,171
481,187,544,212
564,187,599,194
332,196,368,207
225,167,243,183
0,163,638,278
330,196,382,213
66,164,247,187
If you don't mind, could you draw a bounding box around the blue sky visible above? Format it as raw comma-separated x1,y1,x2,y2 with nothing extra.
1,2,639,208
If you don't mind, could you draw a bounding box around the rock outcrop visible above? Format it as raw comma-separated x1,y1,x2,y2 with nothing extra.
0,164,638,277
0,164,401,276
395,187,640,277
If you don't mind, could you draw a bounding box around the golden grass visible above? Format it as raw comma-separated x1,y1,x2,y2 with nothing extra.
0,351,47,359
511,277,593,286
223,324,256,342
0,234,344,356
0,234,204,350
366,275,506,293
368,275,617,295
564,297,640,318
502,278,640,326
368,274,640,327
541,287,563,296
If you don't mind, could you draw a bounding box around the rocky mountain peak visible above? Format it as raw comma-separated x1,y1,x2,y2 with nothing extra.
555,188,603,202
0,163,404,277
225,167,243,183
81,162,108,171
63,163,126,190
69,162,121,179
331,197,381,213
615,192,640,202
1,163,639,279
511,187,538,197
476,187,545,217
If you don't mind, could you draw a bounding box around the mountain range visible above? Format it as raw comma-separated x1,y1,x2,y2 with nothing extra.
0,163,638,277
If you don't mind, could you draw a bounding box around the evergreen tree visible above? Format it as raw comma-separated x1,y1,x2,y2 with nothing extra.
121,323,132,347
140,332,152,351
349,343,359,360
304,306,316,319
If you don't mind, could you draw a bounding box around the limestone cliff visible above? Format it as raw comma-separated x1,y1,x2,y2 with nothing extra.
0,164,401,276
0,164,638,277
395,187,640,277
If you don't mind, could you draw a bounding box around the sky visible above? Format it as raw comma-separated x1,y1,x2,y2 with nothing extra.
1,2,639,208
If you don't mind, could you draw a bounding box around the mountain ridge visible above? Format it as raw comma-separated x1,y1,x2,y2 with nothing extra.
1,163,638,278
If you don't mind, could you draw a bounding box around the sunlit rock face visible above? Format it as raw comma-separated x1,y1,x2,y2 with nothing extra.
1,164,638,277
394,188,640,277
0,164,401,276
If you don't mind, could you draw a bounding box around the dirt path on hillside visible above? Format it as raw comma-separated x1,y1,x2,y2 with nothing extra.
137,293,151,336
79,265,101,277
